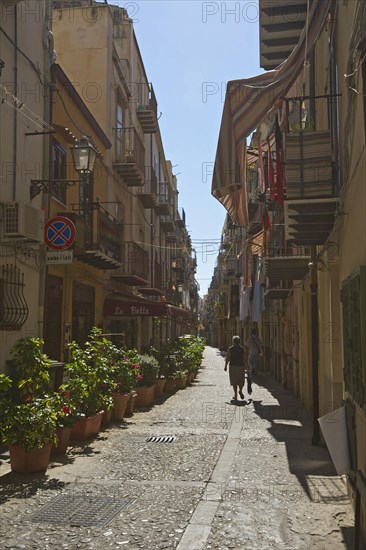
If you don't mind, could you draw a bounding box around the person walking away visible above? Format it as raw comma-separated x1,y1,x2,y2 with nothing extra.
224,335,245,402
245,328,263,378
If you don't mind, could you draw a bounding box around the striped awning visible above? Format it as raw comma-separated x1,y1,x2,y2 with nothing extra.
211,0,333,226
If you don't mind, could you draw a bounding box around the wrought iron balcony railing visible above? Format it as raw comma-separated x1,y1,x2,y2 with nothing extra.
61,204,122,269
136,83,158,133
111,241,149,285
113,127,145,185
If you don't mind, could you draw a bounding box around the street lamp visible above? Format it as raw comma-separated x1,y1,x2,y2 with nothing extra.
71,136,97,216
71,136,97,174
29,136,97,201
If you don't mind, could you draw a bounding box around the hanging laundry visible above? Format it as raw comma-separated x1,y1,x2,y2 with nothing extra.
262,207,271,255
275,115,284,206
267,137,276,201
239,276,246,321
257,135,266,194
252,280,265,322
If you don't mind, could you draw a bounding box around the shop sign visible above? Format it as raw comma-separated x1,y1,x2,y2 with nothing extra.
46,250,73,264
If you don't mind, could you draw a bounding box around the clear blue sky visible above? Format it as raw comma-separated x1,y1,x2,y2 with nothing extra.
117,0,262,295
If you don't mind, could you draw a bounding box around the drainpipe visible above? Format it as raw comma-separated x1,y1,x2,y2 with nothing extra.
12,5,18,201
38,1,52,341
150,133,154,288
310,245,320,445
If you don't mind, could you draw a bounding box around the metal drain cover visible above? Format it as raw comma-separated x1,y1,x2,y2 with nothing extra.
23,494,133,527
146,435,176,443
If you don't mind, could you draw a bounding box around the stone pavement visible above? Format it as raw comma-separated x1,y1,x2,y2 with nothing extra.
0,346,356,550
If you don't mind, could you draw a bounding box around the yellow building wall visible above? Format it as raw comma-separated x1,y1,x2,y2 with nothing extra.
312,0,366,533
52,5,111,133
299,280,313,411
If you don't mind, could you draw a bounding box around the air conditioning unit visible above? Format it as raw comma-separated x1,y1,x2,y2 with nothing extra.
2,202,44,242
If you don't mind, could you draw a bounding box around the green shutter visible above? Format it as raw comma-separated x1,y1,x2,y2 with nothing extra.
341,266,366,411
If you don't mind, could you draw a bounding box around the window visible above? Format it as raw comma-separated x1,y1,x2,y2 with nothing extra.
0,265,28,330
341,267,366,411
137,67,143,104
116,103,124,159
51,143,67,204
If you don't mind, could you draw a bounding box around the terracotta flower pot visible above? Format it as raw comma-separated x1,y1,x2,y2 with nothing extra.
113,394,130,420
154,378,166,397
175,376,187,390
52,426,71,454
164,378,176,393
101,409,113,426
135,385,156,407
125,392,137,416
9,443,52,474
70,411,103,440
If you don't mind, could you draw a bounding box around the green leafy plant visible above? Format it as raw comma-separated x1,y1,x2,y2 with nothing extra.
0,374,12,425
65,327,116,417
135,354,159,387
10,337,51,402
109,347,140,395
1,398,57,451
47,389,79,428
150,341,177,379
174,370,188,379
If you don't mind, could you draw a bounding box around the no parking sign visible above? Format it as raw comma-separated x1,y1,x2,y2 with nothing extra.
44,216,76,250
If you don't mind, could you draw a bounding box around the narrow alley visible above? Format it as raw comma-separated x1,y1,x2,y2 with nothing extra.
0,347,354,550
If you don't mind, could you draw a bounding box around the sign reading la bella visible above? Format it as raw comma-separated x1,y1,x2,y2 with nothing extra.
114,305,151,316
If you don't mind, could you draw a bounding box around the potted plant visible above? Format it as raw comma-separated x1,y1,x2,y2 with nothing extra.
65,328,114,440
134,354,159,407
0,340,58,473
162,352,178,394
9,337,51,402
0,374,13,446
148,346,167,397
174,369,189,389
48,389,79,454
110,352,140,420
1,397,57,473
177,335,205,380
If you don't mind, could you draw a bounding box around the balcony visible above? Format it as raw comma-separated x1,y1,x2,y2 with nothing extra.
160,213,175,232
111,242,149,285
266,287,292,300
61,205,122,270
156,182,171,215
113,127,145,186
224,258,241,278
136,166,157,208
139,261,163,296
136,83,158,134
264,246,311,282
284,129,338,245
259,0,307,70
166,229,178,243
172,257,185,272
176,207,186,228
165,289,181,306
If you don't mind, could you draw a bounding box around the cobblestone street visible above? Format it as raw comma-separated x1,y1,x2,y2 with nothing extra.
0,347,355,550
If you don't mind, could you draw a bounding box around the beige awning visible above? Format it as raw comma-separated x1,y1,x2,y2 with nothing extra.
211,0,333,226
